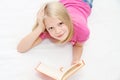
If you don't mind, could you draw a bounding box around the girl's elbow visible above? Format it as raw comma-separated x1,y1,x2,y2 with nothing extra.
17,46,28,53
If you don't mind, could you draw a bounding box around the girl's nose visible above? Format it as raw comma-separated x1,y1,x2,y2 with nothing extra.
55,27,61,34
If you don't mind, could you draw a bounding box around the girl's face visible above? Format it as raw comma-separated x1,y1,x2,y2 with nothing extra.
44,16,69,41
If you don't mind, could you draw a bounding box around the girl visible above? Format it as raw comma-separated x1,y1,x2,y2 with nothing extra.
17,0,93,65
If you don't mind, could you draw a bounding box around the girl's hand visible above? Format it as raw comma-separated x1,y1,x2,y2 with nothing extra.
37,5,46,22
36,6,46,32
71,60,80,65
37,9,45,22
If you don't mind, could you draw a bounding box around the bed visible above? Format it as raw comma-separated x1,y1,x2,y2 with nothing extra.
0,0,120,80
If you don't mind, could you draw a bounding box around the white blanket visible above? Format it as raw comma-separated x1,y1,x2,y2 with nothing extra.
0,0,120,80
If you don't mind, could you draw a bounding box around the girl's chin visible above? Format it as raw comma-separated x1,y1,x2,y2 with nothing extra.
57,37,67,41
52,35,68,42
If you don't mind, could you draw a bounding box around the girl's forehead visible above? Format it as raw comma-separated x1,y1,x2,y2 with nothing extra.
45,16,61,22
44,16,62,26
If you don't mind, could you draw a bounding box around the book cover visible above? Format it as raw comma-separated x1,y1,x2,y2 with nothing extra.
35,60,85,80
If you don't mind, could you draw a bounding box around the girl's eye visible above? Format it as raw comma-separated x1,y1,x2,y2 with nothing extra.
59,22,63,25
48,27,53,30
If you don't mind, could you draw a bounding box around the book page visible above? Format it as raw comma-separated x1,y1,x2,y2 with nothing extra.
61,60,85,80
35,63,62,79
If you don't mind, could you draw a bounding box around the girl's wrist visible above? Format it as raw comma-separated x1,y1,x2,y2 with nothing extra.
33,26,43,37
37,23,45,32
71,59,80,65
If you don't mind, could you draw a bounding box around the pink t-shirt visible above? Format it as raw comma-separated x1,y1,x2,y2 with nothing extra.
39,0,91,45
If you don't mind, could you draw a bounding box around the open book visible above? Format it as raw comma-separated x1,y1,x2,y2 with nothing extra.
35,60,85,80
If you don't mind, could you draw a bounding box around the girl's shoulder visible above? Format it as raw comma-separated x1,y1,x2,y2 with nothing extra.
39,31,50,40
70,22,90,45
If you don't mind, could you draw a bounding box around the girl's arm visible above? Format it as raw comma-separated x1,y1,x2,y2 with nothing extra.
31,36,42,48
17,7,45,53
17,25,44,53
72,42,84,65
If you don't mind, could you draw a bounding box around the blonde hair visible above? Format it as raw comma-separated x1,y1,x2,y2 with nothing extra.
33,2,73,44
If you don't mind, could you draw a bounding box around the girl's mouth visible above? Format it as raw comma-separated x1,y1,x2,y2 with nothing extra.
57,33,64,37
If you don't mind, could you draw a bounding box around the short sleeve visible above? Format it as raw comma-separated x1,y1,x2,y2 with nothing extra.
39,32,50,40
70,21,90,45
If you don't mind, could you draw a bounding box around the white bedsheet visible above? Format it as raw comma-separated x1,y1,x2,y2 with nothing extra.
0,0,120,80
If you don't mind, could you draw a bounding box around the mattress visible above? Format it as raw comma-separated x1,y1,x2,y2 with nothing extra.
0,0,120,80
